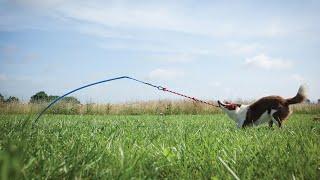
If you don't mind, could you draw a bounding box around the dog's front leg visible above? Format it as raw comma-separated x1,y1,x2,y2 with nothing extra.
237,119,244,129
237,123,242,129
276,118,282,128
268,120,273,128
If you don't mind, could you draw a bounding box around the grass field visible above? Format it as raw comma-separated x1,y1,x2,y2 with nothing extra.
1,113,319,179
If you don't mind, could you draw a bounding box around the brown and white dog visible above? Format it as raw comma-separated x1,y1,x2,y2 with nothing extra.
218,85,307,128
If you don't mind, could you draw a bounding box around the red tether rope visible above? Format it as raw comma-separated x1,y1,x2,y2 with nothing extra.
158,87,219,107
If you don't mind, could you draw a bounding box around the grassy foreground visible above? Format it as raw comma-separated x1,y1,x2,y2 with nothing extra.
0,114,319,179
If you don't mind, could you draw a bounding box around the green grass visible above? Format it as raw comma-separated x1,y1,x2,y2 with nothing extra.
1,114,319,179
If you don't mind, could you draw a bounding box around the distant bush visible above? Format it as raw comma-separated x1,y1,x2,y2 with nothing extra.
0,93,4,103
48,95,59,102
5,96,19,103
62,97,80,104
29,91,80,104
30,91,49,103
0,94,20,104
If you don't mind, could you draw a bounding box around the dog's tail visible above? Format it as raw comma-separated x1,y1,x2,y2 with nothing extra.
286,85,307,105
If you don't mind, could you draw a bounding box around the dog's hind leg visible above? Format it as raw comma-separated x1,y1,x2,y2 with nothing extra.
271,113,282,128
272,107,291,128
275,117,282,128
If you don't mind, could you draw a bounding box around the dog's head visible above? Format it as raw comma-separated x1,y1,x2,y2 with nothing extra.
217,100,241,110
218,100,242,119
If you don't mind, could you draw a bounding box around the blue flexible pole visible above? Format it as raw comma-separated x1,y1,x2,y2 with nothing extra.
34,76,163,123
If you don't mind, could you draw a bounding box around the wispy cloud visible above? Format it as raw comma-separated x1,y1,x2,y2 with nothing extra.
58,2,183,31
6,1,307,39
148,68,184,80
78,26,136,40
98,39,210,56
149,53,199,63
55,3,295,38
245,54,293,70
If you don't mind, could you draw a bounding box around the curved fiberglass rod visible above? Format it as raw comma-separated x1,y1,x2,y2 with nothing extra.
34,76,163,123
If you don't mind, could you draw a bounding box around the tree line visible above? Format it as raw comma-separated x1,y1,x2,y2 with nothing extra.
1,91,320,105
0,91,80,104
0,94,19,103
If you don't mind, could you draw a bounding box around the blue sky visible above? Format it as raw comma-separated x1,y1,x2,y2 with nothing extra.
0,0,319,103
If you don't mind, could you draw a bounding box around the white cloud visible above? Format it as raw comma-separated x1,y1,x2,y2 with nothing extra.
5,0,316,41
56,4,292,38
148,68,184,80
58,3,184,32
245,54,293,70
